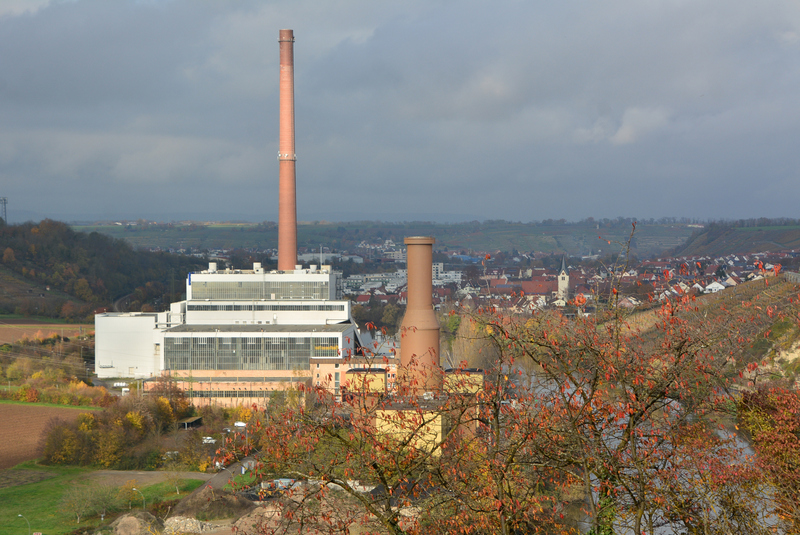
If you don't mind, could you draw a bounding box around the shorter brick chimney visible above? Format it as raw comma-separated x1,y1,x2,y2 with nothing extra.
399,236,441,393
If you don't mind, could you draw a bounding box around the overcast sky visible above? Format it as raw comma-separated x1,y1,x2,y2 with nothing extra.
1,0,799,223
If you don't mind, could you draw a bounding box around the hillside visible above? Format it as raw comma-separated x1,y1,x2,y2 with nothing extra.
630,275,800,380
671,220,800,257
73,219,695,258
0,265,87,318
0,220,205,320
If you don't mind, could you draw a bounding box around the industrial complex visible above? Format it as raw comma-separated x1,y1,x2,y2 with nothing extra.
94,30,412,405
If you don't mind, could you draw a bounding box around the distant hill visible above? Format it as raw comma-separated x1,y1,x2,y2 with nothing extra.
72,219,696,258
0,220,204,320
670,220,800,257
0,264,86,319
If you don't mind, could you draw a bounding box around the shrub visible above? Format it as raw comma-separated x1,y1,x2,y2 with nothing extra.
15,384,39,402
40,419,80,465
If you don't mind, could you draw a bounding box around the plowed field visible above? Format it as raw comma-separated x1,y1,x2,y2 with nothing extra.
0,322,91,344
0,403,89,470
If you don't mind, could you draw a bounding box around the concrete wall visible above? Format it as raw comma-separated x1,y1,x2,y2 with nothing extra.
95,313,163,378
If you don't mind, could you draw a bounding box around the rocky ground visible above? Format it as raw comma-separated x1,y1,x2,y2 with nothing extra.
96,484,266,535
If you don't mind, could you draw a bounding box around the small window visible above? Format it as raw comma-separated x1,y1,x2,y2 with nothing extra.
335,363,340,369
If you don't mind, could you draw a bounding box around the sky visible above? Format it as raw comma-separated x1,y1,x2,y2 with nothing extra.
1,0,799,224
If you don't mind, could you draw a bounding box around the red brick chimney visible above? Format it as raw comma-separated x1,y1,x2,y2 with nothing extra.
278,29,297,271
400,236,441,392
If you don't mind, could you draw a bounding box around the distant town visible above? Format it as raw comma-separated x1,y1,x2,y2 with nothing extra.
115,228,797,313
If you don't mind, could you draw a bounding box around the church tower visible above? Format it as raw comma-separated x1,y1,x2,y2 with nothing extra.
557,256,569,302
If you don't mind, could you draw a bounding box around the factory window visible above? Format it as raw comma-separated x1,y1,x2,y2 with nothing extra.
190,280,329,300
313,337,339,357
187,303,345,312
164,335,338,371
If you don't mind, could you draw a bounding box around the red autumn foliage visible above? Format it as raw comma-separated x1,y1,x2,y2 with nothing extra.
739,385,800,532
219,270,799,534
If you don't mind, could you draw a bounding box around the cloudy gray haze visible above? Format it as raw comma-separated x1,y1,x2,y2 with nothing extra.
1,0,798,223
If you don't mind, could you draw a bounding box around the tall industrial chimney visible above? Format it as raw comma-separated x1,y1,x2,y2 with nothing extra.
278,29,297,271
399,236,441,392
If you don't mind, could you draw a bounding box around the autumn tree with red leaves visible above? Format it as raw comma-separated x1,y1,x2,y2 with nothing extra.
235,355,577,534
469,275,794,535
223,228,799,535
739,384,800,532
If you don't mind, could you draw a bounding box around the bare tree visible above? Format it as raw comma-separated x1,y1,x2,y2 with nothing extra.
60,484,94,524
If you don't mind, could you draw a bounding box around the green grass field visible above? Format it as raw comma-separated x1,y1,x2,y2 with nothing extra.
0,314,81,324
0,461,204,535
0,462,90,535
0,398,102,410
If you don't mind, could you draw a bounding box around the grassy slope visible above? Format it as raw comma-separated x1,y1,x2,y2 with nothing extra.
0,462,91,535
0,265,87,314
0,461,204,535
627,276,800,373
673,226,800,257
0,399,103,410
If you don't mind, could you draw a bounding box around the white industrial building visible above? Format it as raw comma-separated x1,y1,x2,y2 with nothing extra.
95,262,374,405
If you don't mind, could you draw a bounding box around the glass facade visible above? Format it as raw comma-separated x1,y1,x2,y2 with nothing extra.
191,280,328,300
188,390,294,398
187,303,344,312
165,336,339,371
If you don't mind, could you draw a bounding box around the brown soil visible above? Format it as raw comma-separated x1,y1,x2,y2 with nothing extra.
0,323,92,344
0,403,89,470
172,485,255,520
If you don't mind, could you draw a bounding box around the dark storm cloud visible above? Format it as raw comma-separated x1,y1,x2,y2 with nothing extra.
1,0,799,223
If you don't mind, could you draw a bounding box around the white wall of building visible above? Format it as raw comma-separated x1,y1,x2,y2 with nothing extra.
95,313,164,378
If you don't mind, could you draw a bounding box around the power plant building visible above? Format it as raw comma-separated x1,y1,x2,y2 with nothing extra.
94,262,365,404
94,29,383,405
